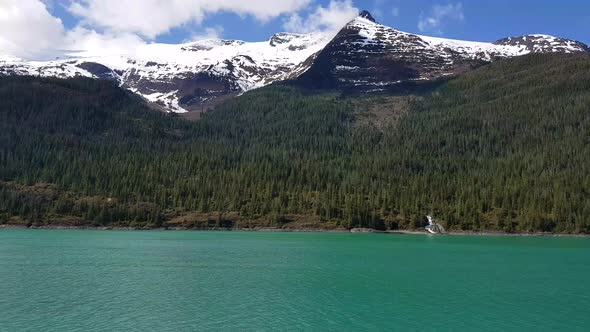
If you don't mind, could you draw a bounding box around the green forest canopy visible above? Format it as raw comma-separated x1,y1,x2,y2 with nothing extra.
1,53,589,233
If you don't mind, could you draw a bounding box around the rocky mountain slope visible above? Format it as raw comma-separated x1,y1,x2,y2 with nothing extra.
1,10,588,113
291,11,589,93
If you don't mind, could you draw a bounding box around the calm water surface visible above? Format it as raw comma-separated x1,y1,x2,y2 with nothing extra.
0,230,589,331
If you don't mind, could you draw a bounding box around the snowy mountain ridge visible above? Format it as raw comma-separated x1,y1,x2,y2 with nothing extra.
1,11,588,113
291,13,589,93
0,32,331,113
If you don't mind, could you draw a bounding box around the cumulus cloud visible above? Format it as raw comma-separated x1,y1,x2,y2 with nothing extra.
418,3,464,34
1,0,359,60
68,0,313,39
0,0,65,59
284,0,358,34
0,0,148,59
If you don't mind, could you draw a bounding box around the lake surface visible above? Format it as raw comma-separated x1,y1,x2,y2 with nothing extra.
0,230,589,331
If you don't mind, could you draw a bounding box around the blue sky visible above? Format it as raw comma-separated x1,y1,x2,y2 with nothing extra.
208,0,589,45
43,0,590,44
1,0,589,60
215,0,590,44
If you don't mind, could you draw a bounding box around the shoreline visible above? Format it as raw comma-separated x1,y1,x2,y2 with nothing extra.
1,224,588,238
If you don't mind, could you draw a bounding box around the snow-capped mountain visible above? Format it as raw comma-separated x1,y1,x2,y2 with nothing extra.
0,32,331,113
291,11,589,93
1,10,588,113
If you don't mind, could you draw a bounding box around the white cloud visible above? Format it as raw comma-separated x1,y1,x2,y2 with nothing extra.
0,0,149,59
284,0,358,34
1,0,353,60
68,0,313,39
0,0,65,59
418,3,464,34
187,26,225,42
63,28,146,57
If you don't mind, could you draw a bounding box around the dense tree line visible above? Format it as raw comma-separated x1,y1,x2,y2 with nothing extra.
1,53,589,232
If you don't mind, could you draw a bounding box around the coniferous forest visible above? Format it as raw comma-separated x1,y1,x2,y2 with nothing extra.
1,53,589,233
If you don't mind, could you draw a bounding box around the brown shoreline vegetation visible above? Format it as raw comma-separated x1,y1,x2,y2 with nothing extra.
1,181,588,238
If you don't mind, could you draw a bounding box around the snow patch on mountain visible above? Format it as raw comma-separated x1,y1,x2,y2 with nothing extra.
0,32,332,113
494,34,589,53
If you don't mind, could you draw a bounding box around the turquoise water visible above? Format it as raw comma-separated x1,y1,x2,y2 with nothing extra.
0,230,589,331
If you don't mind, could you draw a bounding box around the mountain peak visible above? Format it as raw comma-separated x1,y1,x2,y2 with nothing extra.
358,10,377,23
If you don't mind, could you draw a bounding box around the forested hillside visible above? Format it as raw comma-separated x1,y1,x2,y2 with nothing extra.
1,53,589,233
